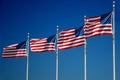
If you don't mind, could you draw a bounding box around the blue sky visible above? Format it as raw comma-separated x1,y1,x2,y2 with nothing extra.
0,0,120,80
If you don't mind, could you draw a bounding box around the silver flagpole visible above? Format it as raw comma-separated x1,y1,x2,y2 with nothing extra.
84,16,87,80
112,1,116,80
56,26,59,80
84,40,87,80
26,33,30,80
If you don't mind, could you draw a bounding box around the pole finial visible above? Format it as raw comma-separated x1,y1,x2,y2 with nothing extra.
84,15,87,22
57,25,59,31
84,15,87,20
27,33,30,38
113,1,115,8
57,25,59,28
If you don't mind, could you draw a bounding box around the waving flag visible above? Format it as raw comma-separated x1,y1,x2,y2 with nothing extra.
84,12,113,38
30,35,56,52
2,41,27,58
58,26,85,50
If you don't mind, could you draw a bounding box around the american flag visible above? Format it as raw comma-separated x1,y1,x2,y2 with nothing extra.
2,41,27,58
58,26,85,50
30,35,56,52
84,12,113,38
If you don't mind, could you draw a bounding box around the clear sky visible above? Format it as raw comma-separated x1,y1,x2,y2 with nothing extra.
0,0,120,80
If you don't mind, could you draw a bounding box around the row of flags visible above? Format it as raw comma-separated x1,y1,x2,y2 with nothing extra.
2,11,113,58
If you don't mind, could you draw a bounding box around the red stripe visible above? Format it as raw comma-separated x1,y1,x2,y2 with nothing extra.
2,55,27,58
31,46,55,49
59,28,75,34
87,19,100,23
59,44,85,50
58,39,85,47
30,49,55,52
86,16,100,20
58,37,85,46
59,33,75,37
85,33,112,38
4,44,18,48
58,36,85,50
84,25,112,31
30,41,47,44
58,38,76,44
59,34,75,39
85,22,100,27
58,35,75,41
31,48,55,52
30,38,47,42
30,43,54,47
84,29,112,35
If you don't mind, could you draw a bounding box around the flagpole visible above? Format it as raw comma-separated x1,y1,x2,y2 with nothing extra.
56,26,59,80
84,16,87,80
112,1,116,80
26,33,30,80
84,40,87,80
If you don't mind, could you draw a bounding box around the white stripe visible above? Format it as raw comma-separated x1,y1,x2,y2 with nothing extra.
4,44,18,49
86,16,101,22
85,31,112,38
84,24,112,31
3,49,26,54
58,39,85,46
58,42,73,46
74,39,85,43
16,54,28,56
2,54,27,58
31,49,55,52
58,37,85,46
30,38,47,41
59,35,75,40
58,42,85,49
30,40,47,44
3,51,27,54
58,38,75,43
30,43,55,47
72,42,85,46
31,45,55,48
84,27,112,34
59,29,75,34
59,32,75,36
85,22,100,25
